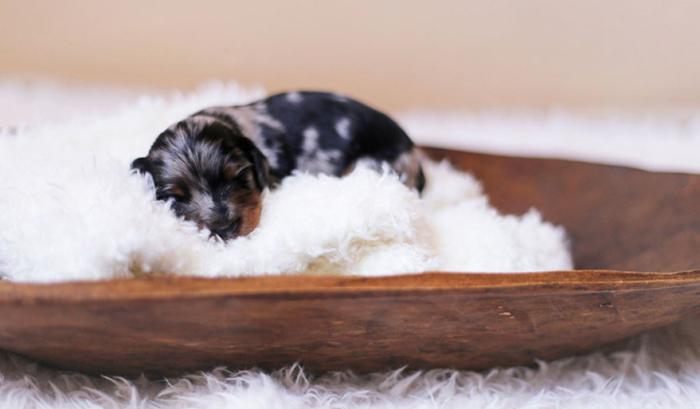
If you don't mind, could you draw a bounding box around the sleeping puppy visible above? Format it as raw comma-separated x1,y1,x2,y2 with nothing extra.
132,91,425,240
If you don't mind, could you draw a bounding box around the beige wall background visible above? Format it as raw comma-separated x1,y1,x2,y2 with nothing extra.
1,0,700,111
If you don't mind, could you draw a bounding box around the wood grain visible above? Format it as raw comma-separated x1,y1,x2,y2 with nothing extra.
0,147,698,377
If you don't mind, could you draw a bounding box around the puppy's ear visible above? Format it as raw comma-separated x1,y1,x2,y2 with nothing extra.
250,147,270,190
131,157,153,176
200,122,271,190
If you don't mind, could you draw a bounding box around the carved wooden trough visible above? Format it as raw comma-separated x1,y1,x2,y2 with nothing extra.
0,146,698,377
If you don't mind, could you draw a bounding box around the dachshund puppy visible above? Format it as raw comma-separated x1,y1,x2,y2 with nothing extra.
132,91,425,240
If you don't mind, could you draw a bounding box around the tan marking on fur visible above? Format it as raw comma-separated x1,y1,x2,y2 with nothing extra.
392,148,425,189
239,201,262,236
225,105,283,169
226,106,258,141
230,186,263,237
341,148,425,190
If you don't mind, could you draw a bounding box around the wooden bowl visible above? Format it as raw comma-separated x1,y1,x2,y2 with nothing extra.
0,147,698,377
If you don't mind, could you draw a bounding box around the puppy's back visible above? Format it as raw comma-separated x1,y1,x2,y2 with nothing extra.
199,91,425,191
263,91,424,190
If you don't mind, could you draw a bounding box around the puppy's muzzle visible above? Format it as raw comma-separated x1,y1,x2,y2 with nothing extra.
210,217,242,240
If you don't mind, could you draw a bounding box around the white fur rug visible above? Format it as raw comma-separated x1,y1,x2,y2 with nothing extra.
0,83,570,282
1,81,700,408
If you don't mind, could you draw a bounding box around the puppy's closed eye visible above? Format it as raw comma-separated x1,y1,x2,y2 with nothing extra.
158,184,190,202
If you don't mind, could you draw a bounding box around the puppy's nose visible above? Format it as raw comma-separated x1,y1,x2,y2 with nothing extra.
215,203,229,216
210,215,234,231
211,218,242,240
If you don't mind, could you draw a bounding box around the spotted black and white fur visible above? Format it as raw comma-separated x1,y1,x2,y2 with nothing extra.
132,91,425,240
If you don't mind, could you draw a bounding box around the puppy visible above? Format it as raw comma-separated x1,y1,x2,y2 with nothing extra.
132,91,425,240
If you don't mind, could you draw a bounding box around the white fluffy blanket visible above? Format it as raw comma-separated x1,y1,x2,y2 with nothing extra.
0,83,570,282
1,81,700,409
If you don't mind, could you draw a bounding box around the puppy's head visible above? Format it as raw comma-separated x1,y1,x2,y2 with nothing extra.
132,120,270,240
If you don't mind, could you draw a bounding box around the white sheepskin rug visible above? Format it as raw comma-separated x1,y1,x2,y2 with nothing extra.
1,81,700,409
2,320,700,409
0,83,570,282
